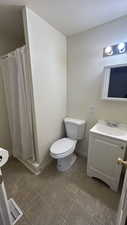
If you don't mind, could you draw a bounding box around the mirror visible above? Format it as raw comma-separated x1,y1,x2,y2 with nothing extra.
102,64,127,101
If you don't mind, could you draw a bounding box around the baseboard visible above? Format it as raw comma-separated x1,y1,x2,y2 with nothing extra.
18,158,41,175
17,157,52,175
39,157,53,173
76,151,87,158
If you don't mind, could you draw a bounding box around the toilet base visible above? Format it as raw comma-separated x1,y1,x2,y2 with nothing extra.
57,153,77,172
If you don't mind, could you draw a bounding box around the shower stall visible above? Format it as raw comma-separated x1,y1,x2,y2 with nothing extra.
0,46,38,167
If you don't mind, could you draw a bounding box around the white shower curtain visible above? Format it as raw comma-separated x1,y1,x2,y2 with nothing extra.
0,46,36,160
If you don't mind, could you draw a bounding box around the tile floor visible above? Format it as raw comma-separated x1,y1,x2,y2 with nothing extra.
2,157,120,225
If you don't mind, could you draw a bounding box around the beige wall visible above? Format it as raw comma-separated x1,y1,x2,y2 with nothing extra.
0,35,24,56
67,16,127,157
24,8,67,164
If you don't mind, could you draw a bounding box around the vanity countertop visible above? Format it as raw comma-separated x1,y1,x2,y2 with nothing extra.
90,120,127,142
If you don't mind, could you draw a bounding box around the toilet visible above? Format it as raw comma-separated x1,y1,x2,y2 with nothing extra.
50,118,86,171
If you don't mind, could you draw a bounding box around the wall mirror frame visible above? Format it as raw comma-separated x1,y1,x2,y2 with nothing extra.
102,64,127,101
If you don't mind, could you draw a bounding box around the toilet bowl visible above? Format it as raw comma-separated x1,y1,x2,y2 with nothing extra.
50,118,86,172
50,138,77,171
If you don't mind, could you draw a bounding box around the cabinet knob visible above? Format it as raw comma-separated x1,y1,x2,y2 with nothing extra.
117,158,127,168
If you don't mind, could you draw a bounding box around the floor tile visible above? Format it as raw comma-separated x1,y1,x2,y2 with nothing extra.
16,216,31,225
2,157,120,225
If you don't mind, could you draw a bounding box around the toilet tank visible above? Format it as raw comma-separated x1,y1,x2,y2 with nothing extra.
64,118,86,140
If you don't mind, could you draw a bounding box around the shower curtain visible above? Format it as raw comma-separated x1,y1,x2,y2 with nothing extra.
0,46,36,160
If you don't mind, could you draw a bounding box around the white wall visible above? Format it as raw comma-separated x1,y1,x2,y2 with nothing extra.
24,8,67,164
67,16,127,157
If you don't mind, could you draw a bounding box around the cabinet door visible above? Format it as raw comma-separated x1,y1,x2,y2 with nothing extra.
89,135,126,180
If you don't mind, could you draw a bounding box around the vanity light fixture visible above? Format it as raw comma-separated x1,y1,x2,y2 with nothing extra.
117,42,126,54
104,46,113,56
103,42,127,57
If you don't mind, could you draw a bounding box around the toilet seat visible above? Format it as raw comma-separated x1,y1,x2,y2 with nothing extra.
50,138,77,159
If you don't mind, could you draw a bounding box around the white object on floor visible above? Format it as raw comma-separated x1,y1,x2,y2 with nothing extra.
0,148,9,168
8,199,23,225
0,149,12,225
50,117,86,171
87,120,127,192
0,149,23,225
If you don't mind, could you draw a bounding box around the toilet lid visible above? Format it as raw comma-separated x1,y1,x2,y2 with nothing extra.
50,138,76,155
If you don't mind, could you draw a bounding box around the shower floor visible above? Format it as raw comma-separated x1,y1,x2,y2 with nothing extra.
2,157,120,225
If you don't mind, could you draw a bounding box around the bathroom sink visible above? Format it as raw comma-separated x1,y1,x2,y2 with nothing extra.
90,121,127,142
0,148,9,168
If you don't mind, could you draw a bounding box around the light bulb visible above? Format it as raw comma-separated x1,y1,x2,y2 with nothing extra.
118,42,126,54
105,46,113,56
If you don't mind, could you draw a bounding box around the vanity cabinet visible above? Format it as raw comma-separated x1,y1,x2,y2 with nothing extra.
87,133,126,192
